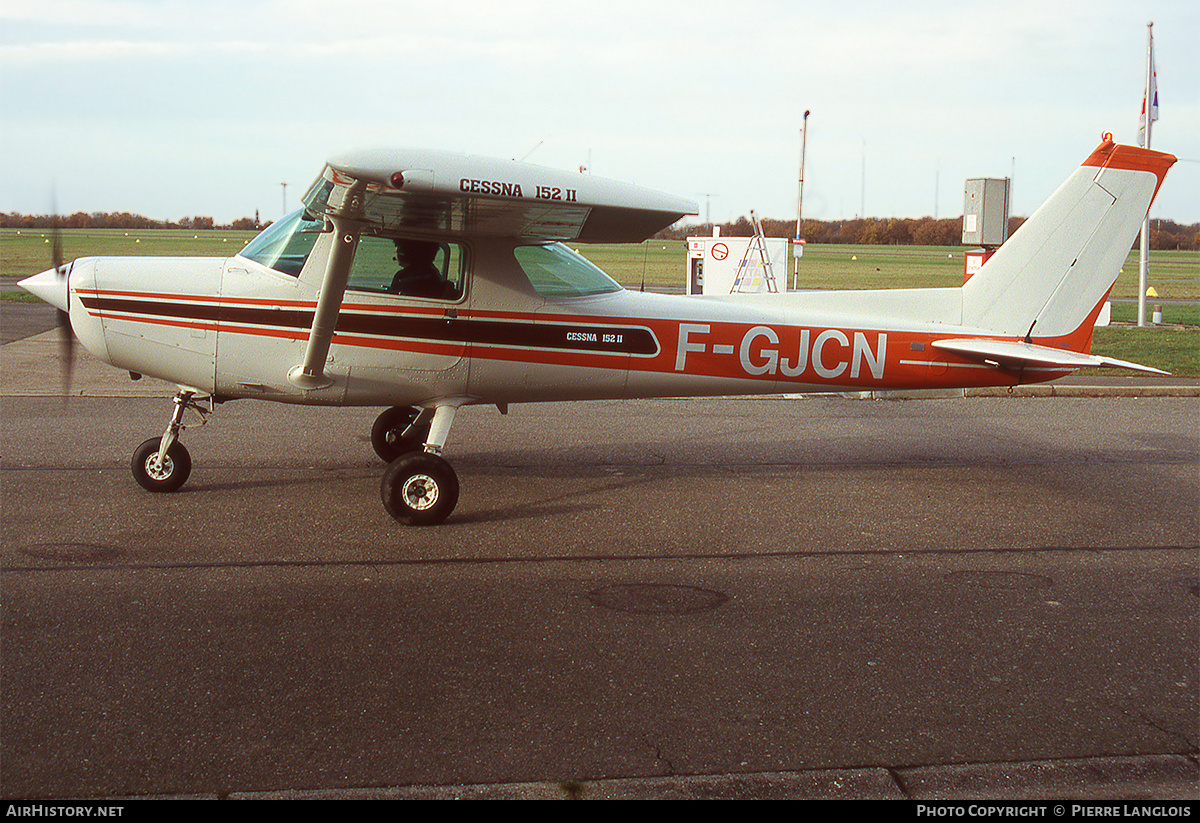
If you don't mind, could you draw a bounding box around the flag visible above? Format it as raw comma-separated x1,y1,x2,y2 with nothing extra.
1138,30,1159,147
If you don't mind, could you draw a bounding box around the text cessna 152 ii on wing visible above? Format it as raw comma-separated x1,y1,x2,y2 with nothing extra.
20,138,1177,525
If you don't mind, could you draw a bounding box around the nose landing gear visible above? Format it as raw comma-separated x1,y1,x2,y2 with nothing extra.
131,436,192,492
130,390,209,493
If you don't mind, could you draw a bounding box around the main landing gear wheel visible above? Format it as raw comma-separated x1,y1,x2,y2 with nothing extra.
381,452,459,526
371,406,432,463
131,437,192,493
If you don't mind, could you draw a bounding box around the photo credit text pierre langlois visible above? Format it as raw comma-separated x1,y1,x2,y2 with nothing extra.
916,806,1193,819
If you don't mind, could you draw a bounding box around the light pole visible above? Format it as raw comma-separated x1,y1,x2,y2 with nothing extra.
795,110,810,290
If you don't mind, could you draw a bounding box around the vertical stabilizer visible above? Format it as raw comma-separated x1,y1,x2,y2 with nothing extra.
960,141,1175,349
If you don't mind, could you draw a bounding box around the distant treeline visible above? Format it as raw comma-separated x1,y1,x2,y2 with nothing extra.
4,211,1196,250
656,214,1199,251
0,212,261,231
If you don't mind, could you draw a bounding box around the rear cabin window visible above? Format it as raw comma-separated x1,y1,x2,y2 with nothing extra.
347,236,465,301
514,243,622,298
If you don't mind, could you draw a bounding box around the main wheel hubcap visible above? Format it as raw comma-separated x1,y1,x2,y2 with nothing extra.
402,474,439,510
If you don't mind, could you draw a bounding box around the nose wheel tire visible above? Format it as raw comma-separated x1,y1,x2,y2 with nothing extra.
381,452,458,526
131,437,192,493
371,406,432,463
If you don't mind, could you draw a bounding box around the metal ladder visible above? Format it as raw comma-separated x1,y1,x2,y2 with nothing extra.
729,211,779,294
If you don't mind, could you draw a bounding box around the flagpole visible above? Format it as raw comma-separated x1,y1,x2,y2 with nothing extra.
1138,21,1154,327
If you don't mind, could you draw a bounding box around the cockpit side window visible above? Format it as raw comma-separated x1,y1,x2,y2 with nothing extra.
514,243,622,298
238,210,325,276
347,235,465,301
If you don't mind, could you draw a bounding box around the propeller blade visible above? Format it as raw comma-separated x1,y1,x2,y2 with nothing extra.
49,211,75,398
57,308,74,398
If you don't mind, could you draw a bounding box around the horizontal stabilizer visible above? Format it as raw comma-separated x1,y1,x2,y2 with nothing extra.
932,339,1169,375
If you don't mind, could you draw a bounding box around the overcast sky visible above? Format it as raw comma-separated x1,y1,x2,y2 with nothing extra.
2,0,1197,228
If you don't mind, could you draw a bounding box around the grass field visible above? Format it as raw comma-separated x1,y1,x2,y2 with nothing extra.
3,228,1197,375
0,228,259,282
577,239,1199,299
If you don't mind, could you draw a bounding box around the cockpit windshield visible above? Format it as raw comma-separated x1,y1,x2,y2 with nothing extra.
238,210,326,276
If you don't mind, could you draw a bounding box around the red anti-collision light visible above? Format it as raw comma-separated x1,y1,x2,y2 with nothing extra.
390,172,405,188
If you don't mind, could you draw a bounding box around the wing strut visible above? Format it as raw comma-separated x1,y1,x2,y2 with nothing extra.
288,182,366,390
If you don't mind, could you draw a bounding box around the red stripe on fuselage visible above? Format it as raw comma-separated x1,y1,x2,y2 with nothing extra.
79,288,1070,391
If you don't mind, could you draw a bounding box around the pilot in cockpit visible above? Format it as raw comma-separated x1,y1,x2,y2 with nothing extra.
390,239,446,298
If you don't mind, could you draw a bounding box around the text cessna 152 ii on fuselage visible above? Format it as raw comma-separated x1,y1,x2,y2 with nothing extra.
20,138,1177,525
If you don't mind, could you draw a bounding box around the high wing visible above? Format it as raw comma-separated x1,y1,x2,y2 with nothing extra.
302,148,698,242
289,149,697,389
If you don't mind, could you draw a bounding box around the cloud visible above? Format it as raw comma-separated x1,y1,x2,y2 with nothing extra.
1,0,1196,223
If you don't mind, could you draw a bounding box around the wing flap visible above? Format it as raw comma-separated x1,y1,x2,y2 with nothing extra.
932,338,1169,375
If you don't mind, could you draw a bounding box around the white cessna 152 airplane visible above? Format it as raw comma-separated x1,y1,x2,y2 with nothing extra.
20,138,1176,525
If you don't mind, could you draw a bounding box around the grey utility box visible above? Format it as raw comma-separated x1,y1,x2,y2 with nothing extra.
962,178,1011,246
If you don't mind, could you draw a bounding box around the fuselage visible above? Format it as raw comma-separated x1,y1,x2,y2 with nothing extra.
47,231,1070,410
22,139,1175,411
